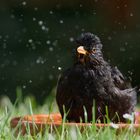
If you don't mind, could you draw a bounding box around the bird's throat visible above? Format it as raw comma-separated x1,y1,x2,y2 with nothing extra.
78,54,86,64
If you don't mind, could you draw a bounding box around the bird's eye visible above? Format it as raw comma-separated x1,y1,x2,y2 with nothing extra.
92,48,96,53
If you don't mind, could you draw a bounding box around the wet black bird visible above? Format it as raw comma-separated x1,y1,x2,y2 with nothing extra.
56,32,137,123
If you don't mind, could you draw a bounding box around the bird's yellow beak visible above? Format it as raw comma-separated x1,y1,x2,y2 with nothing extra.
77,46,87,55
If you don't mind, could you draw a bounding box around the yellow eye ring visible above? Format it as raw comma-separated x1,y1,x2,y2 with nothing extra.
92,48,96,53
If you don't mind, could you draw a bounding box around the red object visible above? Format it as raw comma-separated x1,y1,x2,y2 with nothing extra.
10,112,140,135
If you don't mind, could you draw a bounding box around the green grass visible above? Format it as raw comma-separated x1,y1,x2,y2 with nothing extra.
0,94,140,140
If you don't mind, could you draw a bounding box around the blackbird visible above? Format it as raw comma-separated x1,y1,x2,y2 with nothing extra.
56,32,137,123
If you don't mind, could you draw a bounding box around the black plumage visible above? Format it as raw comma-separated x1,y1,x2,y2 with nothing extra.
56,32,137,123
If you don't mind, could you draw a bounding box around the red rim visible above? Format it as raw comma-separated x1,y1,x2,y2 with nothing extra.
10,112,140,135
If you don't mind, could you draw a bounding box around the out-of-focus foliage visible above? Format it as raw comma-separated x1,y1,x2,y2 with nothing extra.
0,0,140,103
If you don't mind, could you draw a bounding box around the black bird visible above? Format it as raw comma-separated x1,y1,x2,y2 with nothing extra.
56,32,137,123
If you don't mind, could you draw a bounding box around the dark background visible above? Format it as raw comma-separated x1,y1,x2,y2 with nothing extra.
0,0,140,104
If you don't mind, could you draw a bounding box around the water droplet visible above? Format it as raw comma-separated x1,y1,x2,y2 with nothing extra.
124,4,127,7
38,21,43,26
22,1,27,6
10,14,15,19
49,75,54,80
123,25,127,30
36,59,40,64
36,57,46,64
34,7,38,11
49,47,53,52
49,11,53,14
33,17,36,21
128,70,133,75
45,27,49,32
69,37,74,42
124,42,128,46
60,20,63,24
23,85,26,89
118,22,121,25
52,40,58,46
120,47,126,52
80,4,83,7
81,28,85,32
41,26,46,30
130,13,133,17
58,67,62,71
57,59,61,63
107,36,112,40
123,113,134,122
46,40,51,45
32,46,36,50
29,80,32,83
28,39,33,43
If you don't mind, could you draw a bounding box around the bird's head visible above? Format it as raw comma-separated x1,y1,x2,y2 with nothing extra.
76,32,103,66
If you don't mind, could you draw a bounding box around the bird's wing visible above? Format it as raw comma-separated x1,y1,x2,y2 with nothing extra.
56,69,73,110
111,66,131,89
56,65,92,121
56,67,83,116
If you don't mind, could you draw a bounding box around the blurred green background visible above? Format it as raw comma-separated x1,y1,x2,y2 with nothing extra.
0,0,140,104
